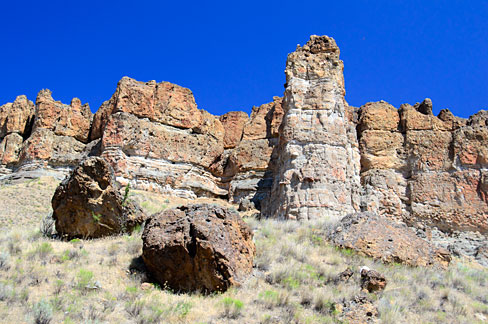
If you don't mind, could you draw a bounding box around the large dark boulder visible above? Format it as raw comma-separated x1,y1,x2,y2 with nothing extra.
52,157,145,238
142,204,255,293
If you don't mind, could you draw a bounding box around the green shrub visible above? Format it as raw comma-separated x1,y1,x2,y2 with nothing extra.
221,297,244,319
75,269,94,294
32,299,53,324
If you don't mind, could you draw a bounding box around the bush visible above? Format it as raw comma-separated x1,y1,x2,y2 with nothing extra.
40,213,55,238
76,269,94,294
32,299,53,324
221,297,244,319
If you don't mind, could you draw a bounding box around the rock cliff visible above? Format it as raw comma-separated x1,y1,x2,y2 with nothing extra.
263,35,361,220
0,35,486,254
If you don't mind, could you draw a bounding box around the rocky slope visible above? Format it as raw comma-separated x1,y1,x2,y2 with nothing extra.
0,35,487,262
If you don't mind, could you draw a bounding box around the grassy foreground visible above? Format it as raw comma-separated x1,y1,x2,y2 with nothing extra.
0,177,487,324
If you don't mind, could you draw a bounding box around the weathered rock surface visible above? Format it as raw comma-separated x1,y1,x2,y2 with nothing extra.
0,95,35,139
330,212,451,268
337,296,378,324
52,157,145,238
264,35,360,220
0,133,23,165
360,268,386,293
219,111,248,149
34,90,92,143
142,204,255,293
91,77,202,140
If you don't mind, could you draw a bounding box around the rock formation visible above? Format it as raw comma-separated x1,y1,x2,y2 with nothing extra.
0,34,487,264
142,204,255,293
358,100,488,234
330,212,451,268
263,35,361,220
52,157,145,238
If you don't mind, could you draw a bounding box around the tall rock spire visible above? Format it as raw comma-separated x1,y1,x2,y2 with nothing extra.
263,35,361,220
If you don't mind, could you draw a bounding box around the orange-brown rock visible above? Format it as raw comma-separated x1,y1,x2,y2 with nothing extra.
0,133,23,165
358,101,399,131
52,157,145,238
406,130,452,172
409,171,488,233
34,90,92,143
360,268,387,293
91,77,202,140
0,95,35,138
399,103,451,131
242,96,283,140
18,128,87,167
337,296,378,324
453,126,488,167
142,204,255,293
219,111,248,149
330,212,451,268
101,112,223,169
359,130,404,171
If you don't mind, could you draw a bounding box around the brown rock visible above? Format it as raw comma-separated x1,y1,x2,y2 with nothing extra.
142,204,255,293
438,109,466,130
91,77,202,140
19,128,87,167
338,296,378,324
360,268,387,293
330,212,451,268
453,126,488,167
359,130,404,171
0,95,35,138
406,130,452,172
34,90,92,143
338,267,354,282
414,98,433,115
409,171,488,233
101,112,223,169
52,157,145,238
219,111,248,149
0,133,23,165
358,101,399,131
399,103,450,131
242,97,283,140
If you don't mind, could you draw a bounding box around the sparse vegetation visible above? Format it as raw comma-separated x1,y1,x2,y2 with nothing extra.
0,178,487,323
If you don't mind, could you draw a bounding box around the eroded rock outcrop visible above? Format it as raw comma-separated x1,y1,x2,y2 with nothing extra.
330,212,451,268
264,35,361,220
94,77,226,198
358,99,488,234
142,204,255,293
52,157,145,238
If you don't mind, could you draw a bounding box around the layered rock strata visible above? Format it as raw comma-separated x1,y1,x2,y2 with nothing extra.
358,100,488,234
263,35,361,220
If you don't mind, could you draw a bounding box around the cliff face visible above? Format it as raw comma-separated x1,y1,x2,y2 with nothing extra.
263,36,361,220
358,100,488,233
0,35,486,238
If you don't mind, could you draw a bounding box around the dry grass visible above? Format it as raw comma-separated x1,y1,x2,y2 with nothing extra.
0,177,487,323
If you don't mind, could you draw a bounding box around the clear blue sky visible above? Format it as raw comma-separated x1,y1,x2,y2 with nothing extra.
1,0,487,118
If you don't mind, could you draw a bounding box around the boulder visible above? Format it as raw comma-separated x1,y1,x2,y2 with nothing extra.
52,157,145,238
330,212,451,268
360,268,386,293
142,204,255,293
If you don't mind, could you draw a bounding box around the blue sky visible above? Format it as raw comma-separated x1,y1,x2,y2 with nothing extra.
1,0,487,118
